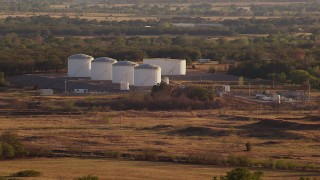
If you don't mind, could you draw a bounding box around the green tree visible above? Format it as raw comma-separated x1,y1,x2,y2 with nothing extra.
0,72,6,86
220,168,264,180
289,70,311,84
238,76,244,87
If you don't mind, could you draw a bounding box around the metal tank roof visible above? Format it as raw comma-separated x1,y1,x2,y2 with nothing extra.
144,58,185,61
135,64,160,69
92,57,117,63
113,61,138,66
68,54,93,60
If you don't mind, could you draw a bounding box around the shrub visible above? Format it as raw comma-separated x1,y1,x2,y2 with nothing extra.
208,66,217,73
151,81,171,96
1,142,15,158
219,168,263,180
227,155,252,167
245,142,252,151
11,170,42,177
0,131,25,159
74,175,99,180
187,86,213,101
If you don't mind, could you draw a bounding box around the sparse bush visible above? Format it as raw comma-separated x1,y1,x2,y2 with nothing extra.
299,177,311,180
245,142,252,151
151,81,171,96
103,151,121,158
208,66,217,73
0,131,25,159
25,146,52,157
1,142,15,158
74,175,99,180
64,100,76,111
187,151,222,165
227,155,252,167
187,86,213,101
138,149,159,161
0,72,8,86
11,170,42,177
220,168,263,180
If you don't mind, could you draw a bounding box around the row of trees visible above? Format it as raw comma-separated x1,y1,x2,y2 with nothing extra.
2,0,320,17
2,15,320,37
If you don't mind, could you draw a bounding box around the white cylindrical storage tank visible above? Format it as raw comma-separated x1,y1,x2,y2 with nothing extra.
91,57,117,80
134,64,161,87
143,58,186,75
68,54,94,77
112,61,138,85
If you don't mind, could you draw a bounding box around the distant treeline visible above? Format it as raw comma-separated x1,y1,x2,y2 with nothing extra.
1,0,319,17
1,16,320,38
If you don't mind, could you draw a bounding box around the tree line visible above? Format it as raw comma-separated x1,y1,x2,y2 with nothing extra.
1,16,320,38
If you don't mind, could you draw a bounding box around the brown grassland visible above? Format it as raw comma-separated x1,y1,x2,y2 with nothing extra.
0,90,319,179
0,158,319,180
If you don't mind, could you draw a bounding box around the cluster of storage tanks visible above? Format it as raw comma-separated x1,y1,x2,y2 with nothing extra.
67,54,186,87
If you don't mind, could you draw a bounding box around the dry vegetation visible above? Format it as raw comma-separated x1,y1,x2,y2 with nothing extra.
0,158,318,180
0,90,319,179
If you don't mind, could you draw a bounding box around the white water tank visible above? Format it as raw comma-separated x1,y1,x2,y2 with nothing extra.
134,64,161,87
143,58,186,75
112,61,138,85
91,57,117,80
68,54,94,77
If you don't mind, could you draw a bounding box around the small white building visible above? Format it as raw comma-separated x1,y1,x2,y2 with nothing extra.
134,64,161,87
91,57,117,80
39,89,53,96
74,89,88,94
120,82,130,90
68,54,94,77
112,61,138,85
198,59,211,63
143,58,186,75
223,85,231,92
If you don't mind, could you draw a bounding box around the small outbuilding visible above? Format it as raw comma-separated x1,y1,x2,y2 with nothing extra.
39,89,53,96
134,64,161,87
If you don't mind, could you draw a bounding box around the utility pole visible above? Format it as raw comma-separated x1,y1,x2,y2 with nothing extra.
272,73,275,89
64,80,67,94
308,79,311,100
248,83,251,97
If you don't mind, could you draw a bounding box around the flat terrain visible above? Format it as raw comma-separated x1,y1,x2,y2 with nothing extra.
0,158,318,180
0,91,319,166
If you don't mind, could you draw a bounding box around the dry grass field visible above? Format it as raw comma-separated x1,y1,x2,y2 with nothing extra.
0,90,319,179
0,158,318,180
